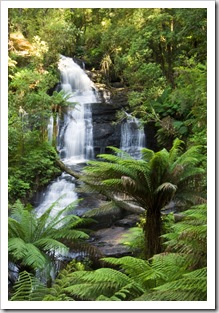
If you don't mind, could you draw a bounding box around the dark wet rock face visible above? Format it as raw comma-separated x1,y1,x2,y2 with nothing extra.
92,102,122,157
90,214,142,257
91,226,133,257
91,85,158,156
115,214,141,228
91,84,129,157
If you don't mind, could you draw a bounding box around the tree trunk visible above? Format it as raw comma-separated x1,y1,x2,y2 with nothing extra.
144,208,162,259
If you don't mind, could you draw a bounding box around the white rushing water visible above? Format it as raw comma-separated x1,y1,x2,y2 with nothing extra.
58,55,98,165
120,114,145,159
36,173,78,219
36,56,98,218
47,115,54,143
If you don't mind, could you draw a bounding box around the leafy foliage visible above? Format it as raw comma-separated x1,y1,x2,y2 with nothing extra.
9,202,207,301
162,204,207,269
136,267,207,301
8,133,61,203
8,199,91,284
80,139,205,258
10,271,47,301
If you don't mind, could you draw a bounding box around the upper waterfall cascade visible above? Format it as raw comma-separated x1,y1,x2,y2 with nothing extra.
58,55,99,165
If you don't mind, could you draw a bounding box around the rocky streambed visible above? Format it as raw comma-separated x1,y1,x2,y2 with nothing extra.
75,192,142,258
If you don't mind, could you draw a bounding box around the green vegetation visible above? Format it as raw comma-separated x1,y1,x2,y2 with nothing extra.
8,199,92,286
80,139,205,258
8,8,208,302
10,204,207,301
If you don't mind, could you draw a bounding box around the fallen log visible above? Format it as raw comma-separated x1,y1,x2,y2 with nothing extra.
56,158,145,215
56,159,81,179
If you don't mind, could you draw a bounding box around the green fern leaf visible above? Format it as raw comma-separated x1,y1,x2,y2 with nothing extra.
8,238,27,260
10,271,47,301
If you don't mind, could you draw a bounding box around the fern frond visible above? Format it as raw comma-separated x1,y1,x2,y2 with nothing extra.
102,256,156,289
52,229,89,240
44,214,80,232
67,216,96,228
171,145,203,171
155,182,177,194
150,253,188,282
169,138,184,162
162,204,207,268
153,267,207,301
102,256,151,278
102,178,123,189
41,199,79,230
8,218,25,239
135,267,207,301
10,271,47,301
99,146,134,160
34,238,69,255
96,295,114,301
97,283,138,301
182,204,207,222
36,195,64,227
8,238,27,260
42,260,86,301
83,160,139,182
141,148,155,162
22,243,48,269
10,208,37,242
64,268,144,300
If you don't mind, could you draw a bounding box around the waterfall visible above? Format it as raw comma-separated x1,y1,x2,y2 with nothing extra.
36,173,78,220
36,56,98,218
58,55,98,165
47,115,54,143
120,114,145,159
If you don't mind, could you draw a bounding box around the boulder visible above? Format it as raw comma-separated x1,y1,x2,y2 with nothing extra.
91,226,133,257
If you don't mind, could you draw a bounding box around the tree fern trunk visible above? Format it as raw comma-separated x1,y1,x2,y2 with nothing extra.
144,208,162,259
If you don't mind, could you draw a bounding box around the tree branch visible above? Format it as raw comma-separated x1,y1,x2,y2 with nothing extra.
56,159,145,214
56,159,81,179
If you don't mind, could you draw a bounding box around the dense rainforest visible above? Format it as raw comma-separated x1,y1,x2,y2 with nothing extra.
8,8,208,303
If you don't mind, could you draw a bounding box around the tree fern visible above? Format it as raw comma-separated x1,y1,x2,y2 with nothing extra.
8,199,93,285
80,139,206,258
